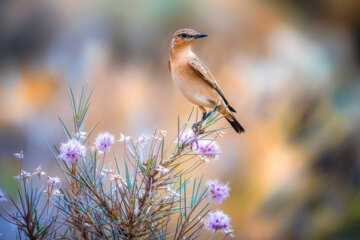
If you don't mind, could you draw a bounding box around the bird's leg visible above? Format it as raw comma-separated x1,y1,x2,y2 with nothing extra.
192,106,207,133
202,112,207,121
202,104,220,122
212,104,220,113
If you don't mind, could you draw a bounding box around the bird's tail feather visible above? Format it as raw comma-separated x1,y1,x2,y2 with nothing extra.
225,115,245,133
227,104,237,113
216,101,244,134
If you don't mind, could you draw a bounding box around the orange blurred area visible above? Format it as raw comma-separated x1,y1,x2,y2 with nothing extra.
1,0,360,239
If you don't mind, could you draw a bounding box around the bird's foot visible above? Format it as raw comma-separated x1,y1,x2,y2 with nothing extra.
192,121,204,134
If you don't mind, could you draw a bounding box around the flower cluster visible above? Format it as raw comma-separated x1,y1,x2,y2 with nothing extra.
204,180,232,235
1,87,237,240
179,128,222,162
58,139,86,164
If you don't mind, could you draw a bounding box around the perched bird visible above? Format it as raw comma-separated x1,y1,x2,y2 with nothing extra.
168,28,245,133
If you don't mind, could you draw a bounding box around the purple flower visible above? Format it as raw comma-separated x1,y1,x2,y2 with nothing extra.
58,139,86,164
0,189,7,202
179,128,196,145
204,210,231,232
193,139,221,161
94,132,115,152
207,179,230,204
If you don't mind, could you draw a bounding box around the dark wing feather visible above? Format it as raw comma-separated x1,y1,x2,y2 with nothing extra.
168,59,171,72
189,58,236,112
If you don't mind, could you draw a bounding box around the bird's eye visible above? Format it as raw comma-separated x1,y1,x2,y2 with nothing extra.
180,33,187,38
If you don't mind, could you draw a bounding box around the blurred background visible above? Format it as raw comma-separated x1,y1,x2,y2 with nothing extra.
1,0,360,239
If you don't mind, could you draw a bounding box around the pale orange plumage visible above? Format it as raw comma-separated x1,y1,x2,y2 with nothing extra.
168,28,244,133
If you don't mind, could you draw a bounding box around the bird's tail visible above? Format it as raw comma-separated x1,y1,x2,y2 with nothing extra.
225,115,245,133
217,102,245,134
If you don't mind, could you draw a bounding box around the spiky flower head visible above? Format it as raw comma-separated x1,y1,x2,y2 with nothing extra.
179,128,196,146
207,179,230,204
58,139,86,164
204,210,231,232
94,132,115,152
193,139,221,161
0,189,7,202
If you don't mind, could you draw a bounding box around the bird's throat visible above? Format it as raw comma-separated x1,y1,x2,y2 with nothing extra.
170,45,194,62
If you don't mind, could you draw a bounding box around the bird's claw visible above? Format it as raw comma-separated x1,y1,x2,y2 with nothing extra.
192,121,204,134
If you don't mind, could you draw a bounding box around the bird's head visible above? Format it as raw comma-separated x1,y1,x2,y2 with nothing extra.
171,29,208,48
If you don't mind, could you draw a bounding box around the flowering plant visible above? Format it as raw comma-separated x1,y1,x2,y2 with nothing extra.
1,86,234,239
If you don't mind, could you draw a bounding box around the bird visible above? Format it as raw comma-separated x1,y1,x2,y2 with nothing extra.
168,28,245,133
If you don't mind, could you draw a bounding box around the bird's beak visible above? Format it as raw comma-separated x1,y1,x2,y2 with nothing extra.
194,33,208,39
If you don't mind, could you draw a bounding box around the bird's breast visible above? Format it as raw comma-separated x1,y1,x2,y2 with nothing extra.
170,60,217,107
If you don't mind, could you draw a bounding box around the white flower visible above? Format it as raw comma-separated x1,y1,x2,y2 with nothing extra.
13,150,23,159
14,170,31,180
52,189,63,197
150,135,161,141
118,133,131,142
158,130,167,137
156,165,169,175
110,174,122,181
32,165,46,176
48,176,61,186
76,131,88,140
166,186,180,197
101,168,114,176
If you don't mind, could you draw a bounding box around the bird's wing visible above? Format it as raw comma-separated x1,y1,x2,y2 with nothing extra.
168,59,171,72
189,58,236,112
